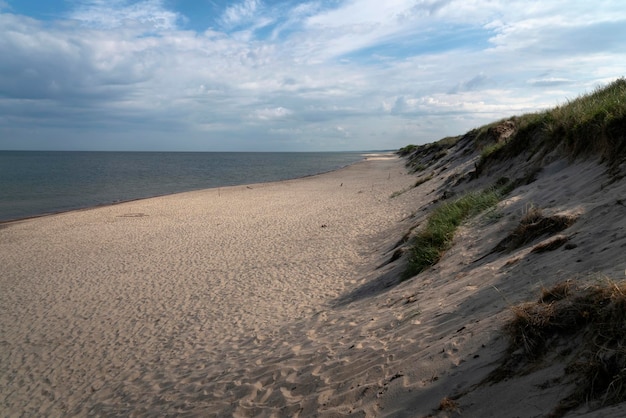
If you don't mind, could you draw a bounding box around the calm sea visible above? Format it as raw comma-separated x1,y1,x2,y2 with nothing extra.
0,151,365,222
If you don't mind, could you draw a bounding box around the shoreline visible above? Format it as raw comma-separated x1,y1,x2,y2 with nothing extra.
0,152,415,416
4,146,625,416
0,153,389,226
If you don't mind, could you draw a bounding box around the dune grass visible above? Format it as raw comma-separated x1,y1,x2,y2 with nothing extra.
403,188,502,279
401,78,625,178
478,78,626,168
490,206,577,254
548,78,626,159
399,135,461,173
495,278,626,417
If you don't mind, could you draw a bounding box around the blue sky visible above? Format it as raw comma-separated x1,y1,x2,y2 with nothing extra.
1,0,625,151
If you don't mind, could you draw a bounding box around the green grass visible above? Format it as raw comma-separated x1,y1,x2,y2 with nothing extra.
399,135,462,173
549,78,626,157
403,188,502,279
479,78,626,167
401,78,625,174
397,144,418,156
480,142,506,161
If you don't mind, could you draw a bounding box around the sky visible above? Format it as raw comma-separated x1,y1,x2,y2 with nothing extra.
1,1,625,151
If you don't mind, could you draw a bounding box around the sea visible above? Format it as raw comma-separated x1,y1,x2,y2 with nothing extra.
0,151,367,222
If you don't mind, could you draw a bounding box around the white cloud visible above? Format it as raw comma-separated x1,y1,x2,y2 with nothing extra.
527,77,572,87
220,0,264,28
69,0,180,30
1,0,626,151
251,107,293,120
448,73,490,94
335,126,350,137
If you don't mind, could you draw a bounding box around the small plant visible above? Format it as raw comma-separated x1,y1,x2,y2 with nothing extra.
390,187,411,199
490,206,577,253
414,173,434,188
438,396,460,413
480,142,506,161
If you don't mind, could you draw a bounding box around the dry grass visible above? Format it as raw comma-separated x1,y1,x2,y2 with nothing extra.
492,278,626,417
491,207,577,253
530,236,570,253
414,173,434,188
438,396,460,413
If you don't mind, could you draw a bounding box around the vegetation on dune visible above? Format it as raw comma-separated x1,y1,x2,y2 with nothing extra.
397,144,419,156
401,78,626,176
546,78,626,159
394,78,626,416
398,136,461,173
491,278,626,417
490,206,577,254
403,187,503,279
477,78,626,169
399,77,625,279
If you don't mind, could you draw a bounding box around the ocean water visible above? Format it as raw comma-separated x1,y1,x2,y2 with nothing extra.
0,151,365,222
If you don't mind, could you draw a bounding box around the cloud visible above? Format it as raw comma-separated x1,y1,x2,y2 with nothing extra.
387,96,412,115
335,126,350,138
69,0,181,30
448,73,490,94
1,0,626,151
251,107,293,120
527,77,572,87
220,0,264,28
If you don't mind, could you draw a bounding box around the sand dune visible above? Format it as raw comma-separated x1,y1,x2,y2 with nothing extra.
2,145,626,417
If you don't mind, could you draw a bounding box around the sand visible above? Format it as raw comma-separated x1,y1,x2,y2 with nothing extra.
0,154,417,416
2,149,626,418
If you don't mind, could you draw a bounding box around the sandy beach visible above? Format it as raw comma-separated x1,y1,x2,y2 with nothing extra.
0,154,417,416
2,146,626,417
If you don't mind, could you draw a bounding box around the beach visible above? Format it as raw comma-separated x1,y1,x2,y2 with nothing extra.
0,154,417,416
3,147,626,417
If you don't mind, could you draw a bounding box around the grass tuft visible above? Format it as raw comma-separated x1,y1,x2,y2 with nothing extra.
414,173,434,188
403,188,502,279
491,207,577,253
438,396,460,413
492,278,626,417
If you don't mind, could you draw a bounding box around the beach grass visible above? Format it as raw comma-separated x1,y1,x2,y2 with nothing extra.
399,135,461,173
489,206,577,254
400,78,625,177
476,78,626,169
403,187,502,279
496,277,626,416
